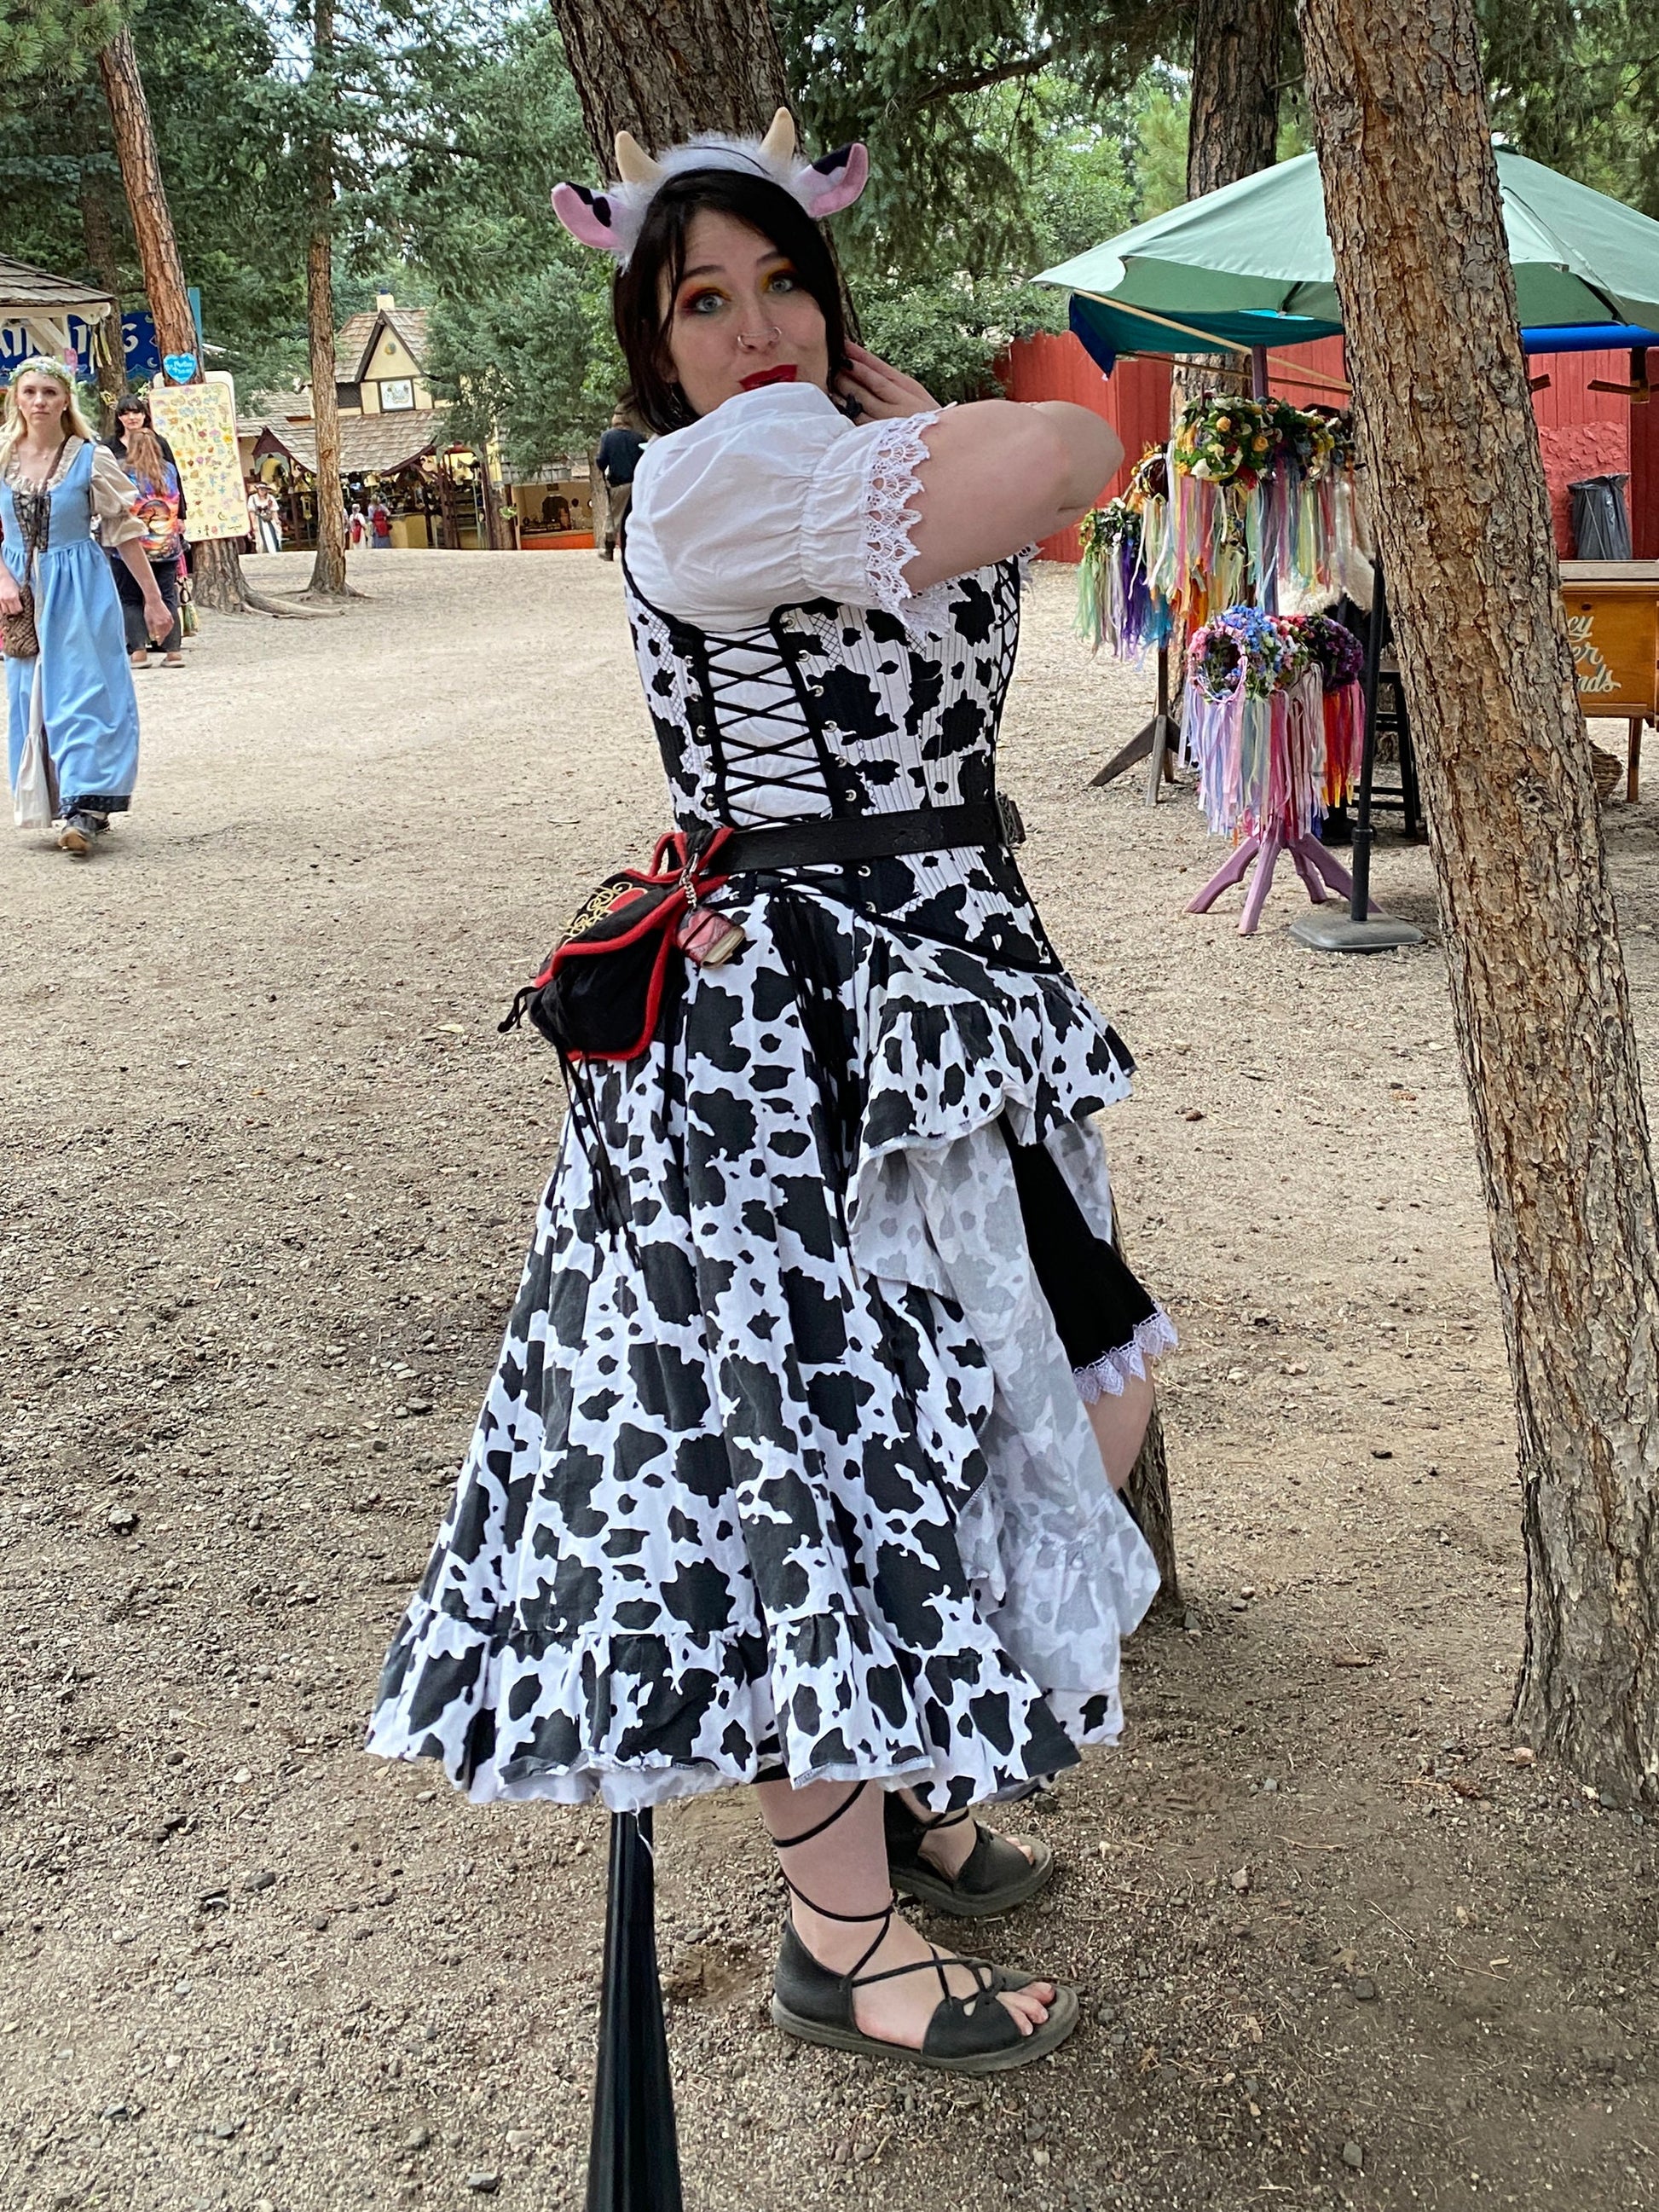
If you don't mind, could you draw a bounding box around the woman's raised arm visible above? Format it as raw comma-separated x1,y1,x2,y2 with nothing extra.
835,343,1124,592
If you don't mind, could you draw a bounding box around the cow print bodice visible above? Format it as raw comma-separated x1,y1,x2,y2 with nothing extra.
623,554,1061,972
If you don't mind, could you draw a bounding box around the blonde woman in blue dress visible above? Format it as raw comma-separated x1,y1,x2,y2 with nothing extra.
1,358,171,855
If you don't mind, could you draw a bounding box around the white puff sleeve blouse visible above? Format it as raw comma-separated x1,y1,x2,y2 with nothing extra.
88,443,147,547
624,382,951,636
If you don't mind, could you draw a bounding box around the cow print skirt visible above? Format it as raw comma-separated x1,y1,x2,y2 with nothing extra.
366,891,1169,1812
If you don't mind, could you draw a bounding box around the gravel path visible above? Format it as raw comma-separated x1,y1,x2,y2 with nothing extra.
3,548,1657,2212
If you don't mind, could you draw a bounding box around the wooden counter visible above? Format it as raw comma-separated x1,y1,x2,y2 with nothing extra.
1559,559,1659,799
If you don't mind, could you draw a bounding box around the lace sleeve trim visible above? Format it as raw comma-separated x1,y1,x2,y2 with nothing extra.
859,412,952,640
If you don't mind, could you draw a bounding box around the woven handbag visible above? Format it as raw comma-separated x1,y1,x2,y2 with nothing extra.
0,444,61,662
0,582,38,660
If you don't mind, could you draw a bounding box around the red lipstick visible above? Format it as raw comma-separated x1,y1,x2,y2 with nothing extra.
739,364,797,391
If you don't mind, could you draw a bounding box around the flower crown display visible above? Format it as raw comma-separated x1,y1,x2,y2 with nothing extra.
1183,605,1367,843
1077,393,1370,658
552,107,869,263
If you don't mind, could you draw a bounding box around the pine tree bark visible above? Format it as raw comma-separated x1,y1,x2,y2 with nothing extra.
97,26,252,614
1297,0,1659,1801
1187,0,1289,200
304,0,350,597
548,0,789,163
72,98,124,424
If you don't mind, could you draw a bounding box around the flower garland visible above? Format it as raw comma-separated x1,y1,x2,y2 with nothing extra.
1078,397,1369,657
1182,605,1366,841
1076,446,1175,659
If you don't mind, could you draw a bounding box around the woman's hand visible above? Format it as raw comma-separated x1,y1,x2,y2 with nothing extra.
833,342,939,421
0,574,23,617
144,594,171,644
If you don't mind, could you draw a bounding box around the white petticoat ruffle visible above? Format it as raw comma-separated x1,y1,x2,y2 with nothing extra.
1074,1311,1181,1403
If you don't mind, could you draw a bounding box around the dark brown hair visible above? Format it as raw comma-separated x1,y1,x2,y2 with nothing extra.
613,167,847,436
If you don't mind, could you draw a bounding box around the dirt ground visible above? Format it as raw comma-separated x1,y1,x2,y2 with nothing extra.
3,548,1658,2212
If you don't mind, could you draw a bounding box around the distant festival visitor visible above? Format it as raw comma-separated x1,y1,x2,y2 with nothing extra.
1,359,170,855
106,391,188,669
246,481,282,553
593,405,645,559
367,113,1173,2079
347,501,368,550
368,498,392,548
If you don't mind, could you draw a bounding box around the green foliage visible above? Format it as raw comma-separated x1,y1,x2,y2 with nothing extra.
427,267,620,467
1480,1,1659,218
842,77,1139,400
0,0,122,81
1126,77,1188,217
373,8,622,459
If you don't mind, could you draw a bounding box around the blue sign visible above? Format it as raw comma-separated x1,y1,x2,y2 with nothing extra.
0,289,203,385
122,312,162,380
162,351,198,385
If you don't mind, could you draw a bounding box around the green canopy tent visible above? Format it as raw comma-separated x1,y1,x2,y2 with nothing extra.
1034,148,1659,947
1038,148,1659,374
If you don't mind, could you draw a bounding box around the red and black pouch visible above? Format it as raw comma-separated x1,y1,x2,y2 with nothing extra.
499,826,737,1063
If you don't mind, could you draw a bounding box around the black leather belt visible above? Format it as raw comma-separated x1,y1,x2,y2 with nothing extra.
719,796,1026,874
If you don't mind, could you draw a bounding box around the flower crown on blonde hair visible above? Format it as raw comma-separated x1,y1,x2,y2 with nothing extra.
7,353,78,391
0,355,98,456
552,107,868,266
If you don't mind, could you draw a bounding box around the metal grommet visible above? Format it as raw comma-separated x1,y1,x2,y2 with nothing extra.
856,864,872,877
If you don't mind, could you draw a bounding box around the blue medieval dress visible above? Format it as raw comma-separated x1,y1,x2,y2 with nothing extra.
3,436,144,822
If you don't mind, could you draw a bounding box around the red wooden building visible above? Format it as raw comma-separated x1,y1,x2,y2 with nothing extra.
1001,329,1659,562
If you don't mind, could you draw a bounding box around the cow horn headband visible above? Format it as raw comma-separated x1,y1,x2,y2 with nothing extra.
552,107,869,264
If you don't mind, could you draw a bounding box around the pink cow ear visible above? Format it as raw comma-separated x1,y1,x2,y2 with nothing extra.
552,181,621,252
801,143,868,217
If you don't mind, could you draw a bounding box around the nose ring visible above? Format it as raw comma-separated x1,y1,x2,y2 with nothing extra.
736,324,783,353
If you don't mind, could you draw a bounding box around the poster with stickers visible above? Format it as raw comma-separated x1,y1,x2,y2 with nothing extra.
149,376,246,541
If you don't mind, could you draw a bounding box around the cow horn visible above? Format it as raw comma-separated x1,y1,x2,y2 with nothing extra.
758,108,795,165
615,131,664,185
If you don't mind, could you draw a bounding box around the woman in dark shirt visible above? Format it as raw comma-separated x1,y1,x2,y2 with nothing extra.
105,391,188,668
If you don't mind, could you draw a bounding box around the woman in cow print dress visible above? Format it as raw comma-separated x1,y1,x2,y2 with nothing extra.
367,121,1174,2072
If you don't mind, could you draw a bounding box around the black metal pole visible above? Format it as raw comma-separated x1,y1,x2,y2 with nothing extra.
1350,569,1387,925
587,1810,683,2212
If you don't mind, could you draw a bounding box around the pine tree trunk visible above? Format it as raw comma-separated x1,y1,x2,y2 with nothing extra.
72,98,124,426
478,446,505,551
98,27,253,614
1187,0,1288,199
1297,0,1659,1801
304,0,349,598
305,223,348,593
548,0,789,163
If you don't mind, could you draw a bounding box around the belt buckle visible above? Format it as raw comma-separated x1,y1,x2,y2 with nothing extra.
996,793,1026,847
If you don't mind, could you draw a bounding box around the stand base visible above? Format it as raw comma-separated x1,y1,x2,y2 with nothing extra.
1186,829,1354,936
1287,912,1425,953
1092,710,1179,803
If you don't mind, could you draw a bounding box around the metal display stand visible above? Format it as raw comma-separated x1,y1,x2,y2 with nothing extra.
1289,570,1425,953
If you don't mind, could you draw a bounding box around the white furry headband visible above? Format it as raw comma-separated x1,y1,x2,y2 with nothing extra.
552,107,868,264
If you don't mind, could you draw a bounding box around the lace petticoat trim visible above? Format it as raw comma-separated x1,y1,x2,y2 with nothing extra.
1072,1309,1179,1404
